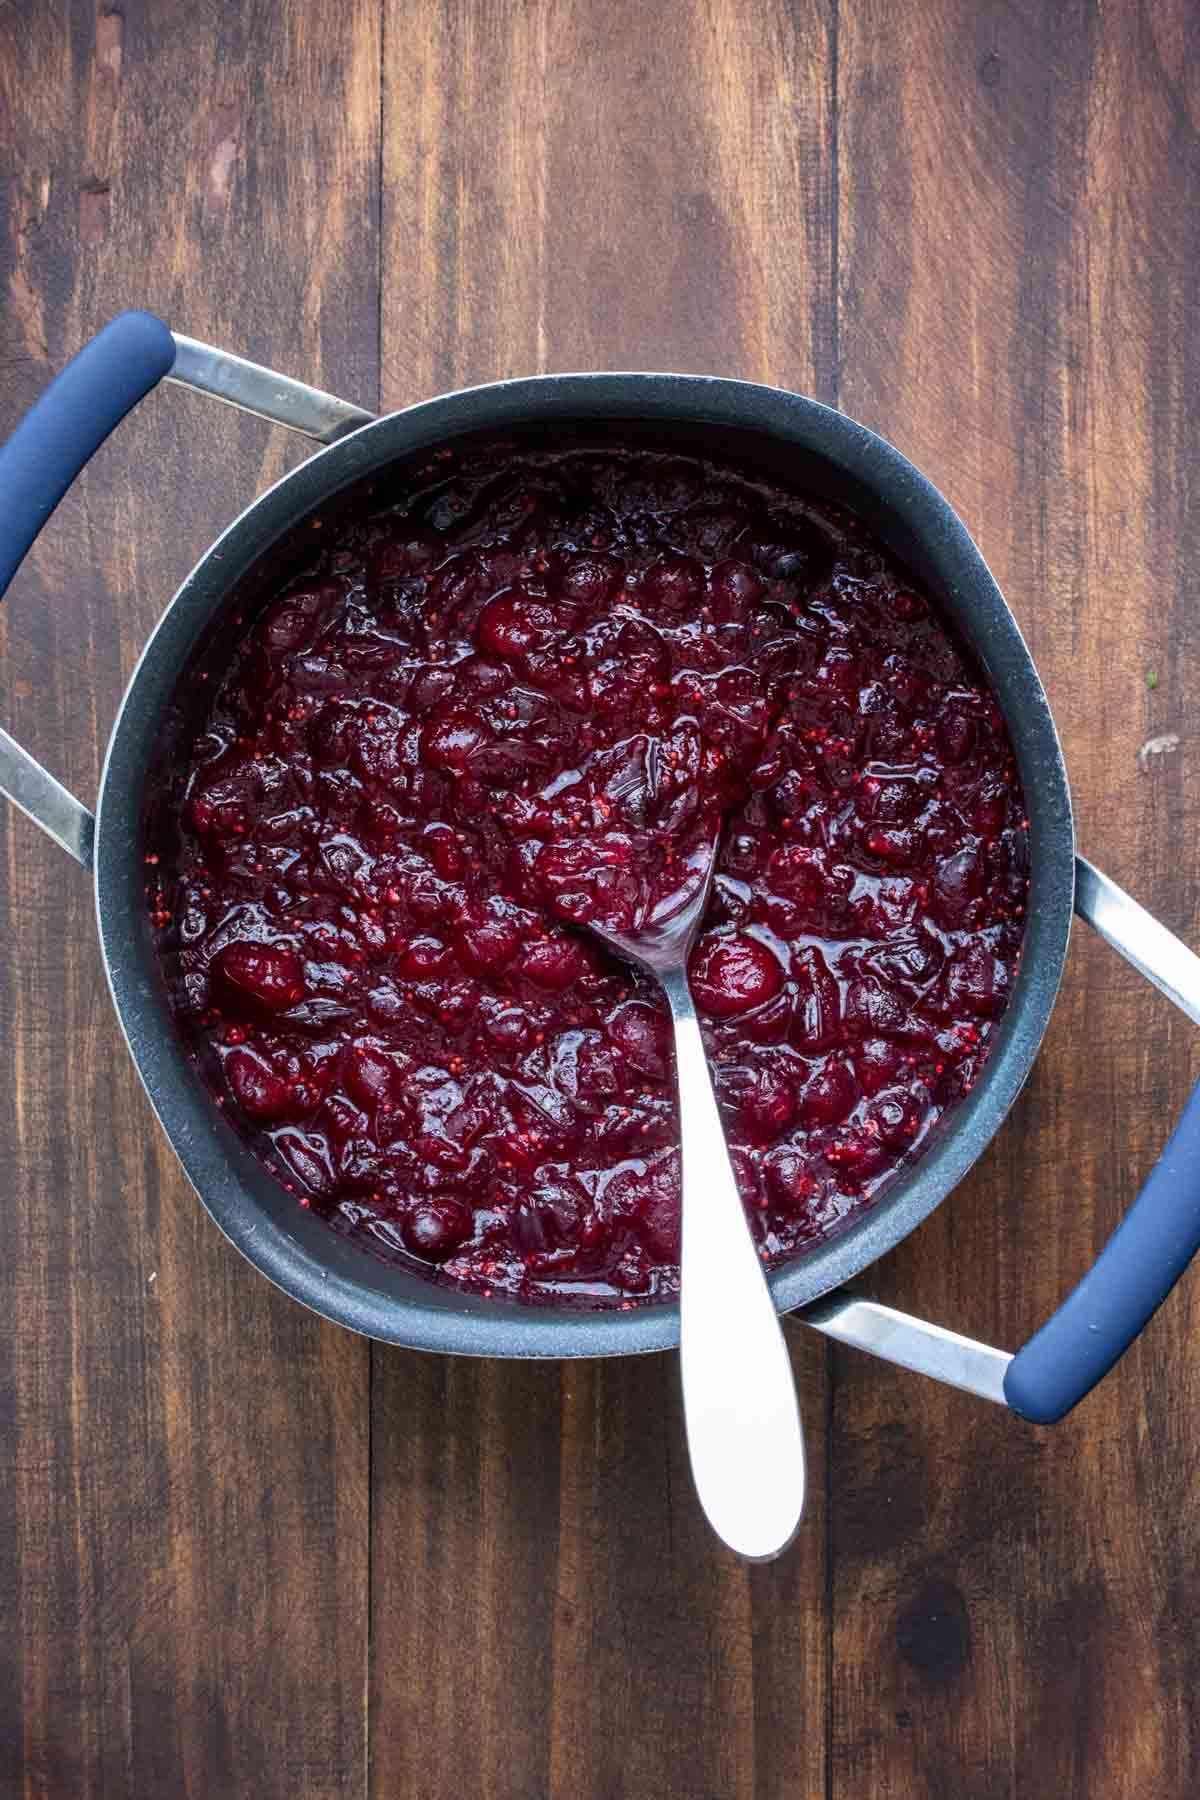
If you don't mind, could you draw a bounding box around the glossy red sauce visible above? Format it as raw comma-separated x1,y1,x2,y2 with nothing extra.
146,443,1028,1303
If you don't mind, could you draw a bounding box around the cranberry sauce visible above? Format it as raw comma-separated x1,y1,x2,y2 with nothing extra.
146,443,1028,1303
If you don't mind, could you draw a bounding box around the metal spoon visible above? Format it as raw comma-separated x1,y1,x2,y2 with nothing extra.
585,834,806,1560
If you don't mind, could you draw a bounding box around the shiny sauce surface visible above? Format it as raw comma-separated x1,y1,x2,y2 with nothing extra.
147,444,1028,1302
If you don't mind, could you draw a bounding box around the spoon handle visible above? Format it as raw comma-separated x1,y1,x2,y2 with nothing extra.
659,965,806,1560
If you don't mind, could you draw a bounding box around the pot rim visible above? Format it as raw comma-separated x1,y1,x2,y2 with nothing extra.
95,371,1075,1356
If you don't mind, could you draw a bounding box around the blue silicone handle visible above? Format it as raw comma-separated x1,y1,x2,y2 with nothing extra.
0,310,175,601
1004,1075,1200,1422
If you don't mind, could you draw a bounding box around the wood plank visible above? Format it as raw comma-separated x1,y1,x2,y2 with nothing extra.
833,3,1200,1795
0,3,380,1793
373,3,835,1796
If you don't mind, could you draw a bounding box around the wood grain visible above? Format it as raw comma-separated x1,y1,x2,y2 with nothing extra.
0,3,379,1794
3,0,1200,1795
374,4,835,1796
833,3,1200,1797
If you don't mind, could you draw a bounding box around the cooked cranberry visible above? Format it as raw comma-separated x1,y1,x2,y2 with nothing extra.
644,554,703,613
946,940,1009,1017
401,1198,472,1262
476,593,557,663
512,1177,586,1255
482,1005,534,1055
855,1036,906,1096
739,513,834,585
367,531,436,580
344,1041,403,1109
556,552,623,606
691,933,783,1017
931,844,986,928
796,1057,858,1126
936,710,977,765
734,1063,797,1142
868,1088,925,1150
224,1047,298,1122
738,987,796,1044
453,900,521,975
517,936,588,991
607,1000,670,1079
610,1153,681,1263
148,442,1027,1305
709,560,766,621
212,941,305,1015
845,976,909,1039
764,1146,822,1214
420,711,491,773
259,590,328,652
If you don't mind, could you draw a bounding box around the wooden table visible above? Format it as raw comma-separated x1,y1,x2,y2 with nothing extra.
2,3,1199,1794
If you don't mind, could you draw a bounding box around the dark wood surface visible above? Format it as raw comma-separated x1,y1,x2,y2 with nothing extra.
1,2,1198,1794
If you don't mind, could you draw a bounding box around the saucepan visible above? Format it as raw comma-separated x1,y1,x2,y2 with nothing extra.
3,311,1200,1428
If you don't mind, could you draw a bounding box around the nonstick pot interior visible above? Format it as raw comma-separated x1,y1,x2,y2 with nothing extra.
95,375,1075,1355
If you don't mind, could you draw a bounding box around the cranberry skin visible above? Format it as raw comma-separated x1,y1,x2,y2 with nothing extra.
740,513,834,585
767,846,829,916
824,1127,891,1182
791,946,842,1051
274,1127,334,1196
738,987,795,1045
408,667,457,714
211,942,305,1015
401,1197,473,1262
427,829,466,881
690,933,783,1017
869,929,944,997
723,830,764,877
454,654,509,699
676,503,748,560
398,936,452,978
482,1006,534,1056
369,529,441,579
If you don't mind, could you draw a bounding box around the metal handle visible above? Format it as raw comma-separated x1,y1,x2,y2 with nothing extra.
799,854,1200,1423
798,1292,1012,1402
0,312,375,863
664,964,806,1560
166,335,373,444
0,728,94,869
